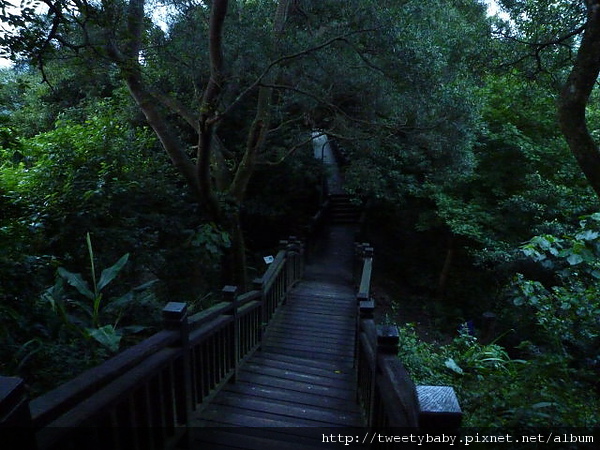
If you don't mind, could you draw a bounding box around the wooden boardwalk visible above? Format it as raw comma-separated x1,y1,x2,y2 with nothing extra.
191,225,365,448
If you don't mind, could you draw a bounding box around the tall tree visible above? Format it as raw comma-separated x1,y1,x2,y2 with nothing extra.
495,0,600,199
0,0,388,287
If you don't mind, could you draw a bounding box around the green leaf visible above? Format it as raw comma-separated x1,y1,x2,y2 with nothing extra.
87,325,121,352
58,267,94,300
566,253,584,265
444,358,464,375
132,279,159,291
120,325,147,334
531,402,556,409
97,253,129,291
103,291,133,314
576,230,599,241
69,299,94,319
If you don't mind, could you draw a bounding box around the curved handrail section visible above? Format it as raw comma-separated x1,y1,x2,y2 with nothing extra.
354,243,462,430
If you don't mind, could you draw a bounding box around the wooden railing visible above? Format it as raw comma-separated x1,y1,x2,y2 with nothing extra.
0,238,305,450
1,207,463,449
354,243,462,434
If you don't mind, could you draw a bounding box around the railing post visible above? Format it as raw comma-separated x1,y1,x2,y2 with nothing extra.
253,277,266,345
374,325,400,429
298,238,306,279
162,302,192,435
376,325,399,354
279,239,289,299
286,236,296,290
356,298,374,370
0,376,36,450
223,285,239,382
355,293,375,367
354,243,365,285
287,235,304,286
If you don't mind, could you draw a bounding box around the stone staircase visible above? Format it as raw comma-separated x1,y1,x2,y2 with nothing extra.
329,194,362,224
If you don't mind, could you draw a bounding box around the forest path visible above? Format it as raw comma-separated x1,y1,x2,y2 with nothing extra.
191,223,365,448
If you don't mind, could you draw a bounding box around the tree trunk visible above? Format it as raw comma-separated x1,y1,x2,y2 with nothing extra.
118,0,290,290
558,1,600,198
222,210,248,289
437,234,455,298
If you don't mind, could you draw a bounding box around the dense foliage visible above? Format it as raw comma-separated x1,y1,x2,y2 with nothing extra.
1,0,599,427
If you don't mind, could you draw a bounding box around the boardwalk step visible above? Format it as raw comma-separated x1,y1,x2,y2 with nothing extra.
270,312,354,329
253,351,349,371
208,392,363,426
236,369,354,399
260,346,353,363
238,362,356,390
260,343,354,362
250,354,355,380
266,329,355,347
328,194,362,224
197,403,338,427
223,381,356,410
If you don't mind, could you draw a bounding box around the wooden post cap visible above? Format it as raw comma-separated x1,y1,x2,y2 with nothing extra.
416,385,462,429
222,285,238,298
357,292,370,302
376,325,399,354
252,278,263,294
162,302,188,326
359,300,375,319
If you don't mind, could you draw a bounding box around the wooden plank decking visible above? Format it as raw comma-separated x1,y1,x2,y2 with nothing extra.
191,225,365,449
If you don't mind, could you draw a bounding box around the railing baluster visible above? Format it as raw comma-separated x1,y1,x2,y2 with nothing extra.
162,302,191,431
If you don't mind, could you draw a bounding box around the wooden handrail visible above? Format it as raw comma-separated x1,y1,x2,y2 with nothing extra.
354,242,462,431
29,329,180,428
0,235,306,450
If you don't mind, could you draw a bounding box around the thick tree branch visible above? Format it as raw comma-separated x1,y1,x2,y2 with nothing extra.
559,1,600,197
123,67,199,194
257,132,316,166
493,25,585,48
150,89,200,132
197,0,229,219
125,0,144,59
259,82,404,133
219,28,377,119
493,24,585,73
117,0,198,195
